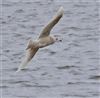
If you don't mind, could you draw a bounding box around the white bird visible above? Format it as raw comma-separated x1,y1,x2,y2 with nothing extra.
17,7,64,72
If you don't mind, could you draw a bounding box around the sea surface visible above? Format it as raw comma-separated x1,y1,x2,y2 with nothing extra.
1,0,100,98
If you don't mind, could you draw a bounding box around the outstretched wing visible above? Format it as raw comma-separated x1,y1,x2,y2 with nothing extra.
17,47,39,72
39,7,64,38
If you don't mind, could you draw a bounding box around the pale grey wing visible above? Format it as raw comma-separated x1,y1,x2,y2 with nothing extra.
39,7,64,38
16,48,39,72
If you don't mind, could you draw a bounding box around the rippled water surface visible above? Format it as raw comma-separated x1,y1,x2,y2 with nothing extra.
1,0,100,98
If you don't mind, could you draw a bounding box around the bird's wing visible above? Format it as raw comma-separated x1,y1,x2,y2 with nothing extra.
16,47,39,72
39,7,64,38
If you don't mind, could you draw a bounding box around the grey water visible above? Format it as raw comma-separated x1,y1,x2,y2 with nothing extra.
1,0,100,98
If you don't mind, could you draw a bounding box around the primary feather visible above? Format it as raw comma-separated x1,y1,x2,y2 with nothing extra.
39,6,64,38
17,47,39,72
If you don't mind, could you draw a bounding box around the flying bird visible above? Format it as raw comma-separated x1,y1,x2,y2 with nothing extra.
17,7,64,72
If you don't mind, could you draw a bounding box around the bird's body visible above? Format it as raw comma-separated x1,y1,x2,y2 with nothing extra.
26,36,55,49
17,7,64,72
37,36,56,48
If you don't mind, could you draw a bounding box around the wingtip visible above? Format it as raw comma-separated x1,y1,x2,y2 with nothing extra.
59,6,64,11
57,6,64,16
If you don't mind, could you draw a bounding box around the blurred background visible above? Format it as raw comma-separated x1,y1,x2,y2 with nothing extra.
1,0,100,98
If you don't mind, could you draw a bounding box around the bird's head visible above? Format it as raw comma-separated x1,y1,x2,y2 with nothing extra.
53,35,62,42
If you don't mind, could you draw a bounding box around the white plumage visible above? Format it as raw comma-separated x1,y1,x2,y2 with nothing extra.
17,7,64,72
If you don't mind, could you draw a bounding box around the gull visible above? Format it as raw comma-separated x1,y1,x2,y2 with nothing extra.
17,7,64,72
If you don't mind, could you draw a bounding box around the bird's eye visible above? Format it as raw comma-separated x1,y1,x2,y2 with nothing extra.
56,38,58,40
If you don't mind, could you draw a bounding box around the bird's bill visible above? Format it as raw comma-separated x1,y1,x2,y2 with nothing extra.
54,35,62,42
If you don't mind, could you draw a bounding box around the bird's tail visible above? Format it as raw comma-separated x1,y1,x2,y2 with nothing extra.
26,39,34,50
